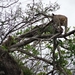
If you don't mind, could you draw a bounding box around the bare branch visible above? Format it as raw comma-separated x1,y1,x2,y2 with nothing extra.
10,48,53,65
0,0,19,8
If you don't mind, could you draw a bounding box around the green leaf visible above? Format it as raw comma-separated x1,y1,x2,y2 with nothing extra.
46,44,52,50
73,61,75,65
1,46,8,51
37,72,46,75
61,50,65,54
32,48,39,55
64,68,72,75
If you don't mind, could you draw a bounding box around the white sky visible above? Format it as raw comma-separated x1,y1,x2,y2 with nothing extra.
19,0,75,30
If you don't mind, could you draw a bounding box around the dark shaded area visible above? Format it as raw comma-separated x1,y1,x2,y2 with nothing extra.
0,47,21,75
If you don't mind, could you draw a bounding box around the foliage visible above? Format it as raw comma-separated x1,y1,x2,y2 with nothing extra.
37,72,46,75
22,66,33,75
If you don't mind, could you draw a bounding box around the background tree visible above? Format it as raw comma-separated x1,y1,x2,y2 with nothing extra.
0,0,75,75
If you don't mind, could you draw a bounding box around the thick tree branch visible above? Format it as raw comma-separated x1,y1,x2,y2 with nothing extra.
10,35,39,48
58,29,75,38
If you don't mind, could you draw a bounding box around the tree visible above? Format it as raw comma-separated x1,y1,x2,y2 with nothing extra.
0,0,75,75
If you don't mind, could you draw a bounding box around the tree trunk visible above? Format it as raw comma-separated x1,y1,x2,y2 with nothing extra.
0,47,22,75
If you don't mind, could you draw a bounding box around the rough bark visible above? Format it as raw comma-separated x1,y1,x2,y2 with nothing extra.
0,47,21,75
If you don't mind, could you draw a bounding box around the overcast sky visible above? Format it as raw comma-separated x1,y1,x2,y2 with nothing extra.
19,0,75,30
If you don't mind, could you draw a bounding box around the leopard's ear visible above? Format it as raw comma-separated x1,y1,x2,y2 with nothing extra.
52,13,55,16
